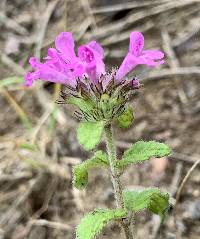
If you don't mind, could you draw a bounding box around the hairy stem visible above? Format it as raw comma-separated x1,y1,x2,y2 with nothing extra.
104,124,133,239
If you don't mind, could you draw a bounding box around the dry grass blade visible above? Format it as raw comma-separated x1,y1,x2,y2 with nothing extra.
174,159,200,208
0,88,33,130
0,172,32,182
80,0,97,31
91,0,169,14
0,76,23,88
19,154,71,180
142,67,200,82
172,17,200,47
29,219,71,231
0,179,36,226
35,0,60,59
84,0,200,40
101,21,154,46
162,29,188,104
0,53,26,75
31,108,53,144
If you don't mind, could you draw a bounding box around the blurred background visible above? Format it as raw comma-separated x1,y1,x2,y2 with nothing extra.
0,0,200,238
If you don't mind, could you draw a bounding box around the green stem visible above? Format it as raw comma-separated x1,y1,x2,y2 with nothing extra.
104,124,133,239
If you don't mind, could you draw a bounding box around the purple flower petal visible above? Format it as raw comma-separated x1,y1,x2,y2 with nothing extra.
38,64,75,85
87,42,105,77
115,53,142,80
78,43,105,83
85,63,98,85
24,72,39,86
25,32,106,87
29,57,41,68
140,55,165,67
78,45,94,63
142,50,164,59
25,57,77,87
129,32,144,56
101,74,112,91
87,41,104,58
55,32,76,60
116,31,165,80
95,58,105,77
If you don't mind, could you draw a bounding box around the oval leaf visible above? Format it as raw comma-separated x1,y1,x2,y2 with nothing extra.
123,188,169,221
115,107,134,128
116,141,171,170
76,208,127,239
73,151,109,189
77,121,105,151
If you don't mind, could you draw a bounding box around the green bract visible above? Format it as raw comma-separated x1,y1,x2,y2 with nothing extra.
115,106,134,128
77,121,105,151
67,96,95,113
64,79,135,123
123,188,169,221
116,141,171,170
76,208,127,239
73,151,109,189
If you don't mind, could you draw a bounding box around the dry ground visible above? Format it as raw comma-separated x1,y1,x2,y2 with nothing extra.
0,0,200,239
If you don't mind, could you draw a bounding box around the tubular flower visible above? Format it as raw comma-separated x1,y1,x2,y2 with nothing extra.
24,32,105,87
115,31,165,80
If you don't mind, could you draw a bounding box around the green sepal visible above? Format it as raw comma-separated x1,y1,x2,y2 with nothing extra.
115,106,134,128
116,141,171,170
77,121,105,151
67,96,95,113
73,151,109,189
123,188,169,221
76,208,127,239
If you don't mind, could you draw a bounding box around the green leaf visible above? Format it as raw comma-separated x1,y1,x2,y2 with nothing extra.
123,188,169,221
115,107,134,128
77,121,105,151
117,141,171,170
73,151,109,189
67,96,95,113
76,208,127,239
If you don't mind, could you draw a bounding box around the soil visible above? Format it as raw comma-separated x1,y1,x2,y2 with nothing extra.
0,0,200,239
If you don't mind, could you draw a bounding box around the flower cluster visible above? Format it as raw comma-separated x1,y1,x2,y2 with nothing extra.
25,31,164,88
25,31,164,122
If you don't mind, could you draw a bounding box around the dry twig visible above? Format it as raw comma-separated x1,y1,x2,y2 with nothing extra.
142,67,200,82
175,159,200,207
29,219,71,231
91,0,168,14
162,29,188,104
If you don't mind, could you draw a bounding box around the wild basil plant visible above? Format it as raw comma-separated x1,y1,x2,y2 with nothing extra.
25,31,171,239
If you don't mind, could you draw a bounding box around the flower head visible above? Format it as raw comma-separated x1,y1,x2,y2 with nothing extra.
115,31,165,80
24,32,105,87
24,31,165,122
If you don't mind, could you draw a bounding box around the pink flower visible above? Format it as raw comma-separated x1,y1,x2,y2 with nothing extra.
115,32,165,80
25,32,105,87
77,41,105,84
